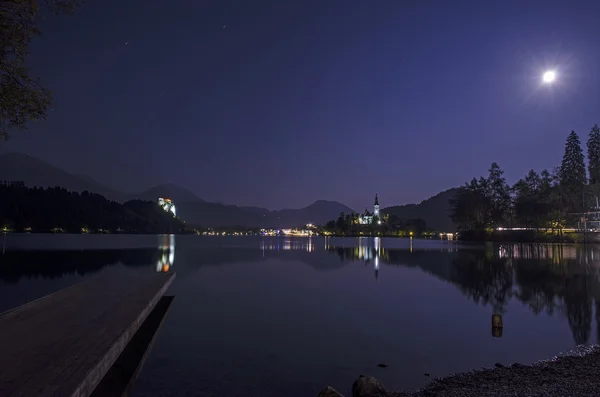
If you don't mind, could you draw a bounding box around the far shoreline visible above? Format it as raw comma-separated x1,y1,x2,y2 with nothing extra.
6,231,600,246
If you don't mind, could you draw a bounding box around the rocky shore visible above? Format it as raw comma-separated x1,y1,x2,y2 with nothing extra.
319,346,600,397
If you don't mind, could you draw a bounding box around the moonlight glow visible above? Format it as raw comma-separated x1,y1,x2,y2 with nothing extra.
542,70,556,84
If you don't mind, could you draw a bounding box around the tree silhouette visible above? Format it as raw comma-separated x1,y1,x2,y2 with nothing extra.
587,124,600,186
560,131,588,211
486,163,511,227
0,0,81,140
449,130,597,235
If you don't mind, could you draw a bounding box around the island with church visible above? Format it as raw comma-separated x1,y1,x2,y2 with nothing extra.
321,194,428,237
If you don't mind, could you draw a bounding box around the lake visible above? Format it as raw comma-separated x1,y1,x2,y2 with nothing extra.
0,234,598,396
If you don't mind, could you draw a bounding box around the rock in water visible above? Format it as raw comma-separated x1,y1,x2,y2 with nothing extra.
352,375,388,397
377,363,388,368
318,386,344,397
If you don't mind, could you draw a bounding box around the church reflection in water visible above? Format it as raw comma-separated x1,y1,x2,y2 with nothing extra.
325,236,414,280
156,234,175,273
323,239,600,345
255,236,600,344
355,236,381,280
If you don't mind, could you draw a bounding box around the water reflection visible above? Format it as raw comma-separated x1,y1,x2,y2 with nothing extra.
7,235,600,349
157,234,175,273
0,237,177,283
0,248,161,283
260,237,315,253
325,240,600,346
498,244,600,266
374,237,379,280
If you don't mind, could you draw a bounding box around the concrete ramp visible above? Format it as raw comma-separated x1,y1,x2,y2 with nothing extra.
0,271,175,397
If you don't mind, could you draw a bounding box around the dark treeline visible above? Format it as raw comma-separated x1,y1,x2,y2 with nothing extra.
0,185,186,234
322,212,428,237
450,126,600,240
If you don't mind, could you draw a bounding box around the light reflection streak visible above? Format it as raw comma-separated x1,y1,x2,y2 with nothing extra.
157,234,175,273
259,237,315,252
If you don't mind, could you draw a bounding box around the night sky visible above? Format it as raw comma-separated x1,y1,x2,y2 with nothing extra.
3,0,600,210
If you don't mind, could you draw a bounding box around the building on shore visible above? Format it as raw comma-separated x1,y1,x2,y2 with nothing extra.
358,194,381,224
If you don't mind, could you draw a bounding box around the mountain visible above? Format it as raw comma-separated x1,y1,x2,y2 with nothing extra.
0,153,204,204
177,200,355,228
0,153,127,202
273,200,355,226
132,183,204,203
382,188,459,231
0,152,356,228
240,206,270,215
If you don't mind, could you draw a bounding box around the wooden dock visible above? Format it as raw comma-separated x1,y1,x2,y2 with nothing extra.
0,271,175,397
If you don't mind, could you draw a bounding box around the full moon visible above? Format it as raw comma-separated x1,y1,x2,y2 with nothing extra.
543,70,556,83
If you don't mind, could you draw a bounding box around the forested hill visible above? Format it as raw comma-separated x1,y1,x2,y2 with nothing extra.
0,153,356,228
0,185,185,234
381,189,458,232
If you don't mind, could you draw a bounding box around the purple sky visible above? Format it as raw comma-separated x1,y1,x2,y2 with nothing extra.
3,0,600,210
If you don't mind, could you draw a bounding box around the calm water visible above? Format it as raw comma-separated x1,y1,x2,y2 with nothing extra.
1,234,598,396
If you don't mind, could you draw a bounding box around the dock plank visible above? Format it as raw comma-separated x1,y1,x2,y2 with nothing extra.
0,271,175,397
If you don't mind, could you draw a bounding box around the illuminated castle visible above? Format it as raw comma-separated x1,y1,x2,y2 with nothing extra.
358,194,380,225
158,197,176,217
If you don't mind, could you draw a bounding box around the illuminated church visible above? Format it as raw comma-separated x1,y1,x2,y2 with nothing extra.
358,194,381,225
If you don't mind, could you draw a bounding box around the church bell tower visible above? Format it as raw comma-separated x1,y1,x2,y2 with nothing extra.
374,194,380,217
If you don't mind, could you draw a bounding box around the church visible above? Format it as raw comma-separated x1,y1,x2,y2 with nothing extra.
358,194,381,225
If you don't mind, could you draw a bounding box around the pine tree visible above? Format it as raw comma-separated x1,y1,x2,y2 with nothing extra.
560,131,588,211
513,170,541,227
486,163,511,227
587,124,600,184
449,178,491,231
